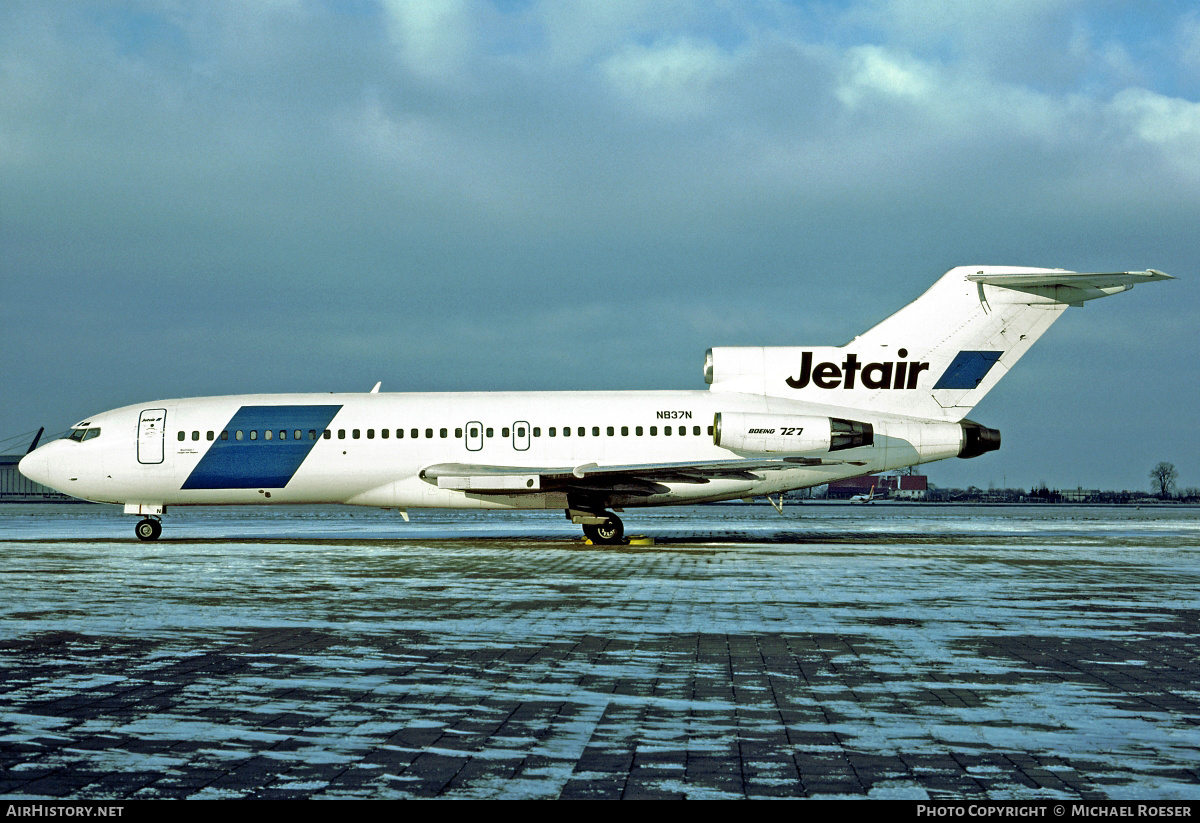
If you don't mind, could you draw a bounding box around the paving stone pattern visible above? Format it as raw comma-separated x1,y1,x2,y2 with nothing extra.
1,505,1197,798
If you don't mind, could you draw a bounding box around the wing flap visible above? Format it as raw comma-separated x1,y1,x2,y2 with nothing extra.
436,474,541,491
421,456,864,496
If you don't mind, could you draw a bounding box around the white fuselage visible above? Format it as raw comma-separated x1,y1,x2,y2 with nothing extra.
20,389,965,511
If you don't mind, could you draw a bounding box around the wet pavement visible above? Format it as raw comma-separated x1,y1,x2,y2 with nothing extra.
1,504,1198,799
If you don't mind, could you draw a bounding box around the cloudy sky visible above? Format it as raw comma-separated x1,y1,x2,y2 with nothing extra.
3,0,1197,493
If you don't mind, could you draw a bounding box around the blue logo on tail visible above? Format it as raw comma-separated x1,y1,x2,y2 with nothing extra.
933,351,1003,390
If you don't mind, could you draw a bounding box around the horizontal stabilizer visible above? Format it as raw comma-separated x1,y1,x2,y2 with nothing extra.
966,269,1173,304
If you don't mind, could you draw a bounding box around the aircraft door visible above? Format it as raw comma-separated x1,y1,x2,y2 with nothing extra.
137,408,167,464
513,421,530,451
465,421,483,451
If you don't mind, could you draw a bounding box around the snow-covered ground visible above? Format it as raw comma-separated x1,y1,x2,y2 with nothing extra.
2,504,1198,799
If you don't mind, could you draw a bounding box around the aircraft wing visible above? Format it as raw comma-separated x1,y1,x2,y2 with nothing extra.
421,456,866,496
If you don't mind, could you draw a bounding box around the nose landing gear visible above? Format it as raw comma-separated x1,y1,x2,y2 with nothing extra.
135,518,162,541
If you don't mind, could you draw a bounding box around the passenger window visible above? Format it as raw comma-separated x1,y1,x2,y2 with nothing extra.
397,429,404,439
367,429,374,439
426,428,433,438
650,426,657,436
592,427,600,436
549,427,556,437
562,427,570,437
455,428,462,438
191,431,198,441
250,430,258,440
207,431,214,441
693,426,700,436
309,430,317,440
221,431,229,441
338,430,345,439
503,427,510,438
532,427,540,437
678,426,685,436
323,430,331,439
636,426,643,436
440,428,448,438
265,430,273,440
708,425,714,436
353,429,360,439
664,426,671,436
279,430,287,440
236,430,244,441
578,427,585,437
381,429,389,439
621,426,628,436
606,426,614,436
485,428,493,438
177,432,185,441
517,426,526,437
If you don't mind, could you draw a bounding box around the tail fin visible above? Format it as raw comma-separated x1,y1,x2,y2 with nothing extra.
706,266,1172,421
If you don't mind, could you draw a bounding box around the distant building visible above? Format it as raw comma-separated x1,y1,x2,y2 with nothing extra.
0,454,79,502
827,473,928,500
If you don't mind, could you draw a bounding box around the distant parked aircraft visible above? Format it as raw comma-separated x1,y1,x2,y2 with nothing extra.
849,485,877,504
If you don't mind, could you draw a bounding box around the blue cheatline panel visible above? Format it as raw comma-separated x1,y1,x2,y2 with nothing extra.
933,351,1004,390
181,405,342,489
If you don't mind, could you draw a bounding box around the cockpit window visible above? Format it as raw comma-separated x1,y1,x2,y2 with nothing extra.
68,428,101,442
83,428,101,441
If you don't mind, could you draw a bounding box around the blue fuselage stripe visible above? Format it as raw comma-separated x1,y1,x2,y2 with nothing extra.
181,405,342,489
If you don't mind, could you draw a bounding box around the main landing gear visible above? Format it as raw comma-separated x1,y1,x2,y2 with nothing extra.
574,511,625,545
135,518,162,541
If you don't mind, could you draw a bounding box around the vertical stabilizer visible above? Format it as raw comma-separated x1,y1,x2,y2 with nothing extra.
706,267,1171,421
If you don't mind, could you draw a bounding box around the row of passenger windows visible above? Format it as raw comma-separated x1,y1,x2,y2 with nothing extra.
177,425,714,442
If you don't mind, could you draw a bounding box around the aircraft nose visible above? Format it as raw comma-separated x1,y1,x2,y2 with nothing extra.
18,449,52,487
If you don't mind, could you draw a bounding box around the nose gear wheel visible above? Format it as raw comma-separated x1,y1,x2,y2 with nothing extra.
135,518,162,541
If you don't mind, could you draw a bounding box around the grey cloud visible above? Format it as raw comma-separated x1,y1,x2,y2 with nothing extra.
2,1,1196,490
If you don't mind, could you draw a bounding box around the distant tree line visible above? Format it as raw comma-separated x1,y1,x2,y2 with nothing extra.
805,463,1196,503
920,463,1197,503
924,487,1198,504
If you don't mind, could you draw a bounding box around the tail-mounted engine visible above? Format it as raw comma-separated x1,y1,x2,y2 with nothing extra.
958,420,1001,458
714,412,873,455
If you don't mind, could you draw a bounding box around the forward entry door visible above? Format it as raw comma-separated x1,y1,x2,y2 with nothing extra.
137,409,167,464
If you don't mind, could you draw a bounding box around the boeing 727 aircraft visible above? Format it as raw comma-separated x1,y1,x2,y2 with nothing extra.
20,266,1171,543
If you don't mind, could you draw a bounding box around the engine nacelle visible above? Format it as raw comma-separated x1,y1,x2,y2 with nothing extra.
959,420,1001,458
714,412,873,454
